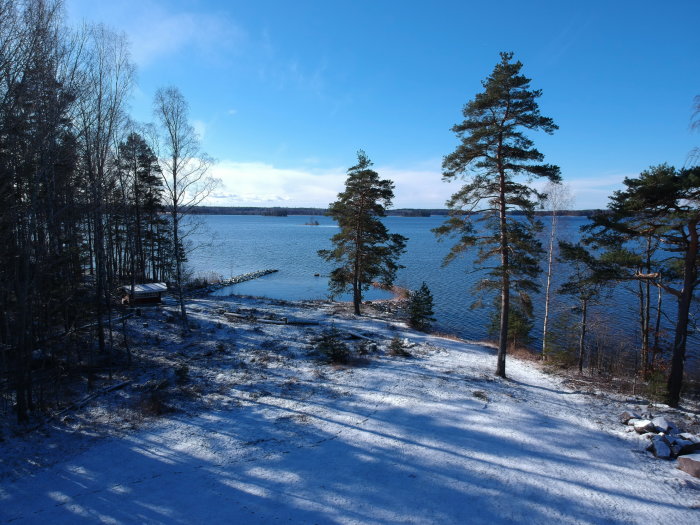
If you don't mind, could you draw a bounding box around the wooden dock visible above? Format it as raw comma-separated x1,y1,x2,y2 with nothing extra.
205,269,278,294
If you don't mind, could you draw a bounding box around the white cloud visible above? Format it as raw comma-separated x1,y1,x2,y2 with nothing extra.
203,159,627,210
205,161,345,207
566,173,629,209
204,160,456,209
227,109,238,116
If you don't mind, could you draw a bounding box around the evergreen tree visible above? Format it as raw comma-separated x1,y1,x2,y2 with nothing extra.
557,241,613,374
584,164,700,407
116,132,164,284
319,151,407,315
408,282,435,331
434,52,560,378
488,303,534,351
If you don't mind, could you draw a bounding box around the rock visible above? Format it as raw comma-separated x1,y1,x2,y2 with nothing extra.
677,454,700,478
669,437,700,457
633,419,657,434
667,421,681,435
679,433,700,443
620,411,640,424
652,416,670,433
647,435,672,459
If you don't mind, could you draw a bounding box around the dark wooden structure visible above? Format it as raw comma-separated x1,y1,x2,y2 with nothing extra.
120,282,167,305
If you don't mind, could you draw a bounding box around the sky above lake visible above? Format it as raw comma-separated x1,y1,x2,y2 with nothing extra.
65,0,700,210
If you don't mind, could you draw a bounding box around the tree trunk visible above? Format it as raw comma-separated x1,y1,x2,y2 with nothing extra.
541,211,557,360
352,281,361,315
496,167,509,379
578,299,588,374
651,286,662,370
666,223,697,407
173,207,188,328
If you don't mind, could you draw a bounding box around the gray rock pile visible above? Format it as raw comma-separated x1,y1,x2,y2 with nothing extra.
620,408,700,478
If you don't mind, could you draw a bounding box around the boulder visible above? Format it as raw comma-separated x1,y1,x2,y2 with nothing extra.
651,416,670,433
647,435,672,459
669,437,700,457
677,453,700,478
633,419,657,434
679,433,700,443
619,411,640,424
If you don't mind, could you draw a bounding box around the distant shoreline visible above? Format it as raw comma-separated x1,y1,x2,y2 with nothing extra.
187,205,601,217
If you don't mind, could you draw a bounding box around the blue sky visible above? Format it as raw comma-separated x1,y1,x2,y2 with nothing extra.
65,0,700,209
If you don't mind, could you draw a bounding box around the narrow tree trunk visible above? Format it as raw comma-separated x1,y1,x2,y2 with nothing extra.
651,286,662,370
496,168,509,379
352,281,361,315
541,211,557,360
578,299,588,374
640,237,652,378
173,213,188,328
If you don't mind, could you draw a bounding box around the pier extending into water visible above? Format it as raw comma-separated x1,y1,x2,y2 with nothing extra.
204,269,279,295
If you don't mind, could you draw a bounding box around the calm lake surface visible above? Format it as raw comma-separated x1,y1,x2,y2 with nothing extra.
188,214,697,362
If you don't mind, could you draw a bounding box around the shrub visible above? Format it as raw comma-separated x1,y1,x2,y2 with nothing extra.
356,340,378,355
388,336,411,357
137,391,171,416
408,282,435,331
312,328,350,364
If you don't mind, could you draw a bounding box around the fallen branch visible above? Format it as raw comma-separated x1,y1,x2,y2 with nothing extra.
21,380,132,434
342,329,375,341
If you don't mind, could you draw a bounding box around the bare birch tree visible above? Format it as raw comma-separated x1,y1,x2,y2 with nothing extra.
541,181,572,359
152,87,217,328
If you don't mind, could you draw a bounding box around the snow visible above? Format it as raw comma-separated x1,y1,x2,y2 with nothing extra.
1,296,699,524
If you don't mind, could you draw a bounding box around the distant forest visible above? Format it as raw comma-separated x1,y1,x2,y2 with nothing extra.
188,206,601,217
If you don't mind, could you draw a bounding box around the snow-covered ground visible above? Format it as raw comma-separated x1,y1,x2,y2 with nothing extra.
1,296,699,524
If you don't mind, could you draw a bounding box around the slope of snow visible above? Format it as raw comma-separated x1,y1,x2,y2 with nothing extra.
1,297,698,524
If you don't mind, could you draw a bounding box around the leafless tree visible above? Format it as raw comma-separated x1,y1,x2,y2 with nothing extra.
152,87,218,327
541,181,573,360
689,95,700,167
73,22,134,383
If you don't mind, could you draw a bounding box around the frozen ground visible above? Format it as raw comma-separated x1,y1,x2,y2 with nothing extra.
1,296,699,524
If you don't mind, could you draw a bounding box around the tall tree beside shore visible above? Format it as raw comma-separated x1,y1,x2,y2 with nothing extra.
585,164,700,407
319,151,407,315
152,87,217,328
115,131,165,285
434,52,560,378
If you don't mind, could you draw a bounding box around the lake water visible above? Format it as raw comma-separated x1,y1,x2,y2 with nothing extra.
187,214,696,362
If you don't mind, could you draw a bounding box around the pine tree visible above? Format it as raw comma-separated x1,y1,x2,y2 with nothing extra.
116,132,164,284
408,282,435,331
319,151,407,315
434,52,560,378
557,241,613,374
584,164,700,407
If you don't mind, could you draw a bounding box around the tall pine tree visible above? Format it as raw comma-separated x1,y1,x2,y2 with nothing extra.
319,151,407,315
434,52,560,378
584,164,700,407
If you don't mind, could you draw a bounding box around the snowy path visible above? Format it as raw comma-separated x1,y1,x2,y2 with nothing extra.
1,301,698,524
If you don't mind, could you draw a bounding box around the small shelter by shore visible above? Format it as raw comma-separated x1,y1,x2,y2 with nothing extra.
120,283,167,305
